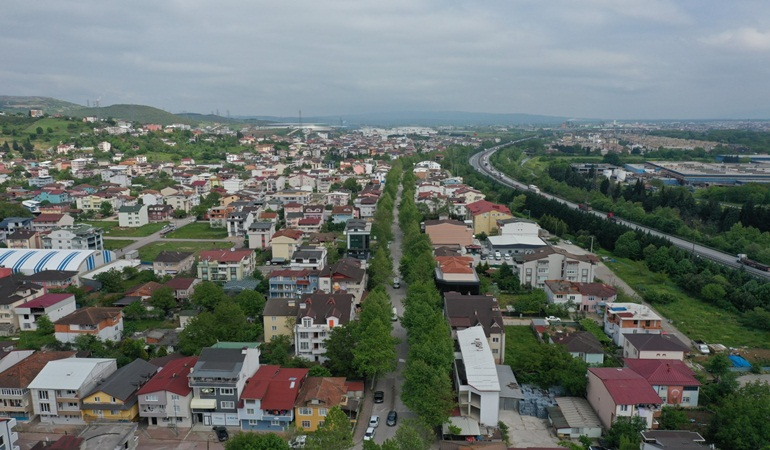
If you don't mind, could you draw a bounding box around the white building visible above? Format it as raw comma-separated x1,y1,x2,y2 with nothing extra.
295,293,355,363
518,247,597,289
14,293,77,331
454,326,500,427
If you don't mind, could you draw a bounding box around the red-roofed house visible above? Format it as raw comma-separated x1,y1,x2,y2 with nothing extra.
624,359,700,408
586,368,662,429
31,213,74,232
435,256,480,295
164,278,200,300
137,356,198,427
294,377,348,432
544,280,617,313
14,293,77,331
270,229,304,261
238,365,309,431
466,200,512,235
197,249,256,282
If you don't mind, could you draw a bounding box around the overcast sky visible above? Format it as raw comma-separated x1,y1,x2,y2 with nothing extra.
3,1,770,120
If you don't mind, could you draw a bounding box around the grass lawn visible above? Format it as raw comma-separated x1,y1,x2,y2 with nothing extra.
103,239,134,251
87,221,169,237
605,257,770,348
138,241,233,262
164,222,228,239
504,325,541,368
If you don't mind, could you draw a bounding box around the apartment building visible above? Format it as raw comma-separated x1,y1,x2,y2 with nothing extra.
197,249,256,282
295,293,355,363
138,356,198,428
42,225,104,251
519,247,597,289
603,303,663,347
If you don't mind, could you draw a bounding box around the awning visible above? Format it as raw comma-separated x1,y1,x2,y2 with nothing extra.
190,398,217,410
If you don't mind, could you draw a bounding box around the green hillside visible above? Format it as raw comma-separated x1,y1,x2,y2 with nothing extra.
0,96,83,114
68,104,200,126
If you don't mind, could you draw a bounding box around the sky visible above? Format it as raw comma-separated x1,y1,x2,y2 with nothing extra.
2,1,770,120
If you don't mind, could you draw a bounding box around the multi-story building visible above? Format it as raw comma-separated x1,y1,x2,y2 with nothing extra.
294,377,348,432
344,219,371,260
14,293,76,332
465,200,512,235
270,229,304,262
518,247,598,289
188,343,260,427
42,225,104,251
80,359,158,423
118,205,149,228
0,277,45,334
138,356,198,428
197,249,256,282
295,293,355,363
5,230,42,250
454,326,501,427
164,191,200,213
0,418,19,450
28,358,118,424
147,204,174,222
227,209,259,238
0,351,75,422
269,269,319,299
289,246,327,271
544,280,617,313
238,365,309,431
263,298,300,342
624,359,700,408
586,367,662,430
269,189,312,206
603,303,663,347
443,292,505,364
164,278,199,300
53,307,123,344
247,222,276,250
318,258,368,303
153,251,195,277
424,219,474,249
622,334,690,361
31,214,75,233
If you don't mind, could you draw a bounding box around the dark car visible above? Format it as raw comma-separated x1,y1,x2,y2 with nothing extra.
374,390,384,403
212,426,229,442
386,410,398,426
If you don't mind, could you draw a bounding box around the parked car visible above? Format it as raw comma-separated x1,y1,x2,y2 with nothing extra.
289,435,306,449
212,426,229,442
393,277,400,288
494,251,502,260
364,427,376,441
374,391,384,403
545,316,561,322
386,410,398,426
369,415,380,428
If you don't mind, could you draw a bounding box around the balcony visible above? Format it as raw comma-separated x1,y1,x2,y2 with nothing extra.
141,405,166,415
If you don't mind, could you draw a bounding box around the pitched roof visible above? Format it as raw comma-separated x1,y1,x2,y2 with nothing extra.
264,298,300,317
271,229,303,240
241,365,309,410
466,200,511,216
0,351,76,388
319,258,365,282
154,251,193,263
443,293,504,338
164,277,197,290
623,334,690,353
84,359,158,403
295,376,347,408
54,307,121,326
17,293,74,309
589,368,662,405
298,293,355,325
138,356,198,397
624,359,700,386
198,249,254,263
551,331,603,354
435,256,475,274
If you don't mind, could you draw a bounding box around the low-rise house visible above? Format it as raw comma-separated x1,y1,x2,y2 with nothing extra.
290,246,327,271
344,219,371,260
14,293,76,332
19,271,79,290
270,229,304,262
586,367,662,430
5,230,42,249
42,224,104,251
550,331,604,365
297,217,322,234
295,293,355,363
544,280,617,313
118,204,149,228
247,222,275,250
263,298,301,342
0,350,76,421
623,334,690,361
188,343,261,427
198,249,256,282
53,307,123,344
624,359,700,408
138,355,198,428
444,292,505,364
318,258,367,303
424,219,474,249
81,359,158,423
603,303,663,347
519,247,598,289
0,277,45,335
238,365,310,431
147,204,174,222
454,326,500,427
164,278,200,300
28,358,118,424
153,251,195,277
331,205,356,224
294,377,348,432
640,430,707,450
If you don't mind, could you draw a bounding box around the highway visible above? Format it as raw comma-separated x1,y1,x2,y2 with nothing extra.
469,141,770,280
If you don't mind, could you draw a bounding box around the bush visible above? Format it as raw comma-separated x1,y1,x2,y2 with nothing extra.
644,290,677,305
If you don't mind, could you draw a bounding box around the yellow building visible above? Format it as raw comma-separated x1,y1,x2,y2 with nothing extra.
466,200,513,235
263,297,299,342
81,359,158,423
294,377,348,432
270,229,304,261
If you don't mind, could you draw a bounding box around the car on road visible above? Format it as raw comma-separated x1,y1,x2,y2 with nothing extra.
545,316,561,322
374,391,384,403
369,415,380,428
480,254,487,260
386,410,398,426
212,426,229,442
364,427,376,441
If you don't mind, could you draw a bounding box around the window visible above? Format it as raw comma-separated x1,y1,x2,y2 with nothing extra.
173,405,180,413
319,408,328,416
171,394,179,400
144,395,158,402
299,407,313,416
271,326,277,331
302,318,312,327
683,396,690,403
620,405,629,412
93,396,101,402
271,420,281,426
301,420,311,429
200,388,214,395
300,342,309,350
220,388,234,396
247,408,255,415
492,337,499,343
221,401,235,409
40,403,51,412
111,397,116,403
248,419,259,425
38,391,49,400
272,316,277,322
299,332,309,339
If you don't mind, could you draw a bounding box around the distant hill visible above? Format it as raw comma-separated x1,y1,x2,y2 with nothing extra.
68,104,201,126
0,96,83,114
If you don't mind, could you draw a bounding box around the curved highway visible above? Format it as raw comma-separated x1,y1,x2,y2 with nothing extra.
470,142,770,280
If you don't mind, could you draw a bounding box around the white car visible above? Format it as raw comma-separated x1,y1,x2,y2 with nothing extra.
545,316,561,322
364,427,376,441
369,415,380,428
289,435,306,449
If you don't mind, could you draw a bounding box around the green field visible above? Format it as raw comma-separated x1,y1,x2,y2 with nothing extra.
103,239,134,251
605,257,770,348
164,222,228,239
504,325,540,369
87,221,169,237
138,241,233,262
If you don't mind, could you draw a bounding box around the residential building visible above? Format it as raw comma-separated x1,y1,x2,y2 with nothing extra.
294,377,348,432
118,205,149,228
147,204,174,222
444,292,505,364
331,205,356,224
14,293,76,332
0,418,18,450
297,217,322,234
544,280,617,313
53,307,123,344
81,359,158,423
247,222,275,250
519,247,598,289
465,200,512,235
164,191,200,213
586,367,662,429
354,196,378,218
269,269,319,300
344,219,371,260
318,258,368,303
0,218,33,243
640,430,707,450
324,191,351,207
290,246,327,271
270,229,304,262
5,230,42,249
31,214,75,233
269,189,312,206
424,219,474,249
153,251,195,277
188,343,261,426
624,359,700,408
19,271,79,290
295,293,355,363
238,366,309,431
263,298,300,342
42,225,104,251
138,356,198,428
227,209,259,238
454,326,500,427
197,249,256,282
550,331,604,365
604,303,663,347
0,351,76,422
164,278,200,300
28,358,118,424
623,334,690,361
435,256,480,295
0,277,45,335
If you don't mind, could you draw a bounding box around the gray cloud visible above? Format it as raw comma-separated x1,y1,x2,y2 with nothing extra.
1,0,768,119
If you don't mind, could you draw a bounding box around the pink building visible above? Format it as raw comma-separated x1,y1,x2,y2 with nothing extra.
586,368,662,429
